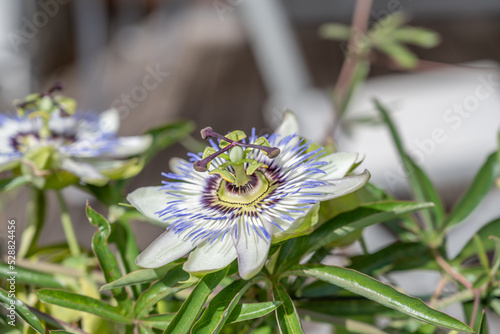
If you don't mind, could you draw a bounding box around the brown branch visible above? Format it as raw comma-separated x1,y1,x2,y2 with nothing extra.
334,0,373,102
430,276,448,306
432,249,472,290
470,289,482,328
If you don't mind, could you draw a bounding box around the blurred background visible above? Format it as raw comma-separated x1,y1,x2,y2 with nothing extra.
1,0,500,330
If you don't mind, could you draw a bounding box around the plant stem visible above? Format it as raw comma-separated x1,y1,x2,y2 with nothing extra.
333,0,373,116
430,276,448,306
18,188,46,258
431,248,472,290
470,289,482,328
56,190,81,257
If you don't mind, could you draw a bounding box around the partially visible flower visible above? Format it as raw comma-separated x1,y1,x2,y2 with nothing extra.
0,87,151,187
128,112,369,279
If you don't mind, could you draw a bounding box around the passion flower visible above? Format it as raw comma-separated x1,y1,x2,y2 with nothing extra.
128,112,369,279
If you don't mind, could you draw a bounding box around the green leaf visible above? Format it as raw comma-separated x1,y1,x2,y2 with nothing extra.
295,299,392,317
0,175,30,192
134,265,190,318
0,287,45,333
226,302,282,324
287,265,473,332
454,218,500,263
474,234,491,272
273,283,304,334
109,219,143,298
0,262,68,289
392,27,440,48
478,311,489,334
319,23,351,41
276,201,434,272
375,99,444,231
349,242,436,276
192,279,252,333
164,266,229,334
86,204,132,313
298,280,341,298
376,42,418,69
138,313,175,329
444,153,499,229
407,159,445,226
37,289,132,324
18,188,46,258
100,260,184,291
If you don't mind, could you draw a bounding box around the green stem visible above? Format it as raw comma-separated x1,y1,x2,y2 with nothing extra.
18,188,46,258
56,190,81,256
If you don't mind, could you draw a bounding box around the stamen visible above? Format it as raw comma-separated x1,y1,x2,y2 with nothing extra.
197,127,281,160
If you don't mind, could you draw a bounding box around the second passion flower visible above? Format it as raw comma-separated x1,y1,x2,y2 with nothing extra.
128,112,370,279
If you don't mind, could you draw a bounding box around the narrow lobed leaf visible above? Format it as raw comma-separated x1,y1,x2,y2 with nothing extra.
444,153,499,230
100,259,184,291
287,265,473,333
86,204,132,313
37,289,132,324
273,283,304,334
226,302,282,324
164,266,229,334
134,265,191,318
192,279,253,333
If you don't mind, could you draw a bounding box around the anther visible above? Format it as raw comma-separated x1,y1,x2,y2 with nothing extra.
193,160,208,172
200,127,213,140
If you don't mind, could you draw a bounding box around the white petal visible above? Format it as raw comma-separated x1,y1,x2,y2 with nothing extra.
60,158,108,185
274,110,299,139
302,169,371,201
232,219,272,280
183,236,237,274
272,203,320,235
106,135,152,158
98,108,120,134
317,152,358,179
127,186,174,222
136,229,197,268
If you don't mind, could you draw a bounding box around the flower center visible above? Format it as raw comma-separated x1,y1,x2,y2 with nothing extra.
13,82,78,140
11,131,76,153
218,171,270,205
